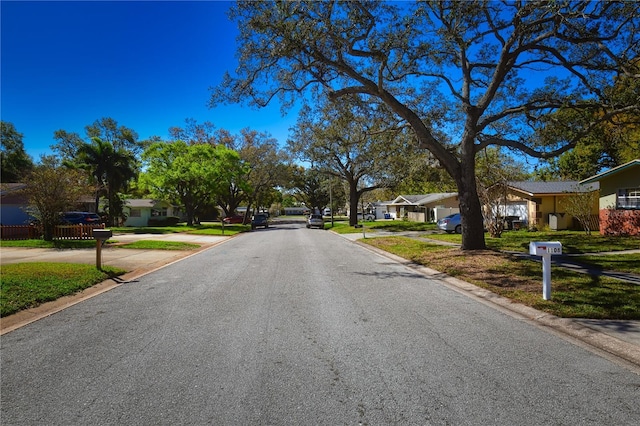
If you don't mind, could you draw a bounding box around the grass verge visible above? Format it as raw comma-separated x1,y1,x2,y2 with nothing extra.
570,254,640,275
110,222,248,236
363,236,640,320
329,220,438,234
425,230,640,253
1,262,126,317
116,240,200,250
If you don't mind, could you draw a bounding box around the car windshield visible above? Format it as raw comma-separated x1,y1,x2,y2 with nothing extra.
310,214,322,219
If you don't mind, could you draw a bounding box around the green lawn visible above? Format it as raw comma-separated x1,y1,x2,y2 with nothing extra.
424,230,640,253
363,236,640,320
329,219,438,234
1,263,125,317
570,253,640,275
110,221,248,236
117,240,200,250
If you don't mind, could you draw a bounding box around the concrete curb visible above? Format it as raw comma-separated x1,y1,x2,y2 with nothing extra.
352,239,640,372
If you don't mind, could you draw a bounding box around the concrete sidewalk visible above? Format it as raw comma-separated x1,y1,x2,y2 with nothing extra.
0,233,230,275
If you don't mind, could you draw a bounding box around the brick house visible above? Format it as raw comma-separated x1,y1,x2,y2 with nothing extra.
580,159,640,236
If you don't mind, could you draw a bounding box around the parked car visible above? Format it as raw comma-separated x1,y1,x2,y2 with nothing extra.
306,214,325,229
61,211,103,225
437,213,461,234
357,212,375,221
223,215,245,224
251,214,269,230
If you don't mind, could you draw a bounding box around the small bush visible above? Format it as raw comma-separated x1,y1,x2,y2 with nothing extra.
147,216,181,227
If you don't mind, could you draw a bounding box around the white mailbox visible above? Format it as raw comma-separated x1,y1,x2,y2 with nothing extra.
529,241,562,256
529,241,562,300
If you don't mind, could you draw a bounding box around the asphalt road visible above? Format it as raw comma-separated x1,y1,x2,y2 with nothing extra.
2,221,639,425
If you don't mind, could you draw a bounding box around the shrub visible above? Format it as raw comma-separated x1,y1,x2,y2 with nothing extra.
147,216,181,227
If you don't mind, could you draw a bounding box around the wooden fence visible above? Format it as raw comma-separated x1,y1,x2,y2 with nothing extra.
0,224,105,241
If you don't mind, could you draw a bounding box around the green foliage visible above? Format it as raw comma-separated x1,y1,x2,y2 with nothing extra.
1,121,34,182
213,0,640,250
141,141,247,225
426,230,640,254
75,137,138,226
1,263,125,316
22,160,93,241
117,240,199,250
147,216,181,227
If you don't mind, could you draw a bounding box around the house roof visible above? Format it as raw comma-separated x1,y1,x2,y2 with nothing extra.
125,199,172,208
0,183,27,196
579,159,640,184
389,193,458,206
507,181,598,196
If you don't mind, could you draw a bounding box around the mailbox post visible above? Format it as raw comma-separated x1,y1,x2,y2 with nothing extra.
93,229,113,270
529,241,562,300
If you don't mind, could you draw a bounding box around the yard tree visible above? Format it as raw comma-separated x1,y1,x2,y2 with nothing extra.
538,61,640,180
52,117,143,161
234,129,289,218
23,156,92,241
289,166,331,214
476,148,530,237
168,118,217,145
1,121,33,182
288,96,415,226
141,141,245,226
560,186,599,235
75,138,138,226
211,0,640,249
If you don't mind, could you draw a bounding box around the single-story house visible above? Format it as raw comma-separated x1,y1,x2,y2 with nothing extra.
387,193,459,222
580,159,640,236
0,183,34,225
123,199,183,227
506,181,599,230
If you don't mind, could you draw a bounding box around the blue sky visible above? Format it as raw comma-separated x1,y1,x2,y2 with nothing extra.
1,0,297,160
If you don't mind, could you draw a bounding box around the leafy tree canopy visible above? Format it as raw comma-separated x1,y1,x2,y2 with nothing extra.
1,121,34,182
141,140,246,225
52,117,143,160
212,0,640,249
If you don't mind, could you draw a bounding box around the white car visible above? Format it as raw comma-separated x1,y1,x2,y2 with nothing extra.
306,214,325,229
357,212,375,221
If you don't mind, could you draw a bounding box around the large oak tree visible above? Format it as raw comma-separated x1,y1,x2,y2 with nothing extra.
211,0,640,249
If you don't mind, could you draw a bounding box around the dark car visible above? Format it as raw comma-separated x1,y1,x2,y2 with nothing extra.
251,214,269,230
223,215,245,224
61,211,102,225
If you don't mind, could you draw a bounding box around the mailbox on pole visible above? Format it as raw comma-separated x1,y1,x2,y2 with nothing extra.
93,229,113,270
529,241,562,300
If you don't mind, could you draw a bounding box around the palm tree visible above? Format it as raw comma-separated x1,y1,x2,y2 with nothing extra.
77,138,138,226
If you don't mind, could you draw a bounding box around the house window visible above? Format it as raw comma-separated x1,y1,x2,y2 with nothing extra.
129,209,141,217
151,208,168,217
617,188,640,209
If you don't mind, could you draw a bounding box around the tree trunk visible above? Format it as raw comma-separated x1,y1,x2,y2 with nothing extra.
456,167,487,250
348,180,359,226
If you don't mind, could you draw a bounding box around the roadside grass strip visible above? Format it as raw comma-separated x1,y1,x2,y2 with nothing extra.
363,236,640,320
116,240,200,250
1,263,126,317
426,230,640,253
569,254,640,275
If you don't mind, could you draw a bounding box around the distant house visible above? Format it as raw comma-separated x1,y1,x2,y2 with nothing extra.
123,199,183,227
387,193,459,222
0,183,33,225
506,181,599,230
580,159,640,236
